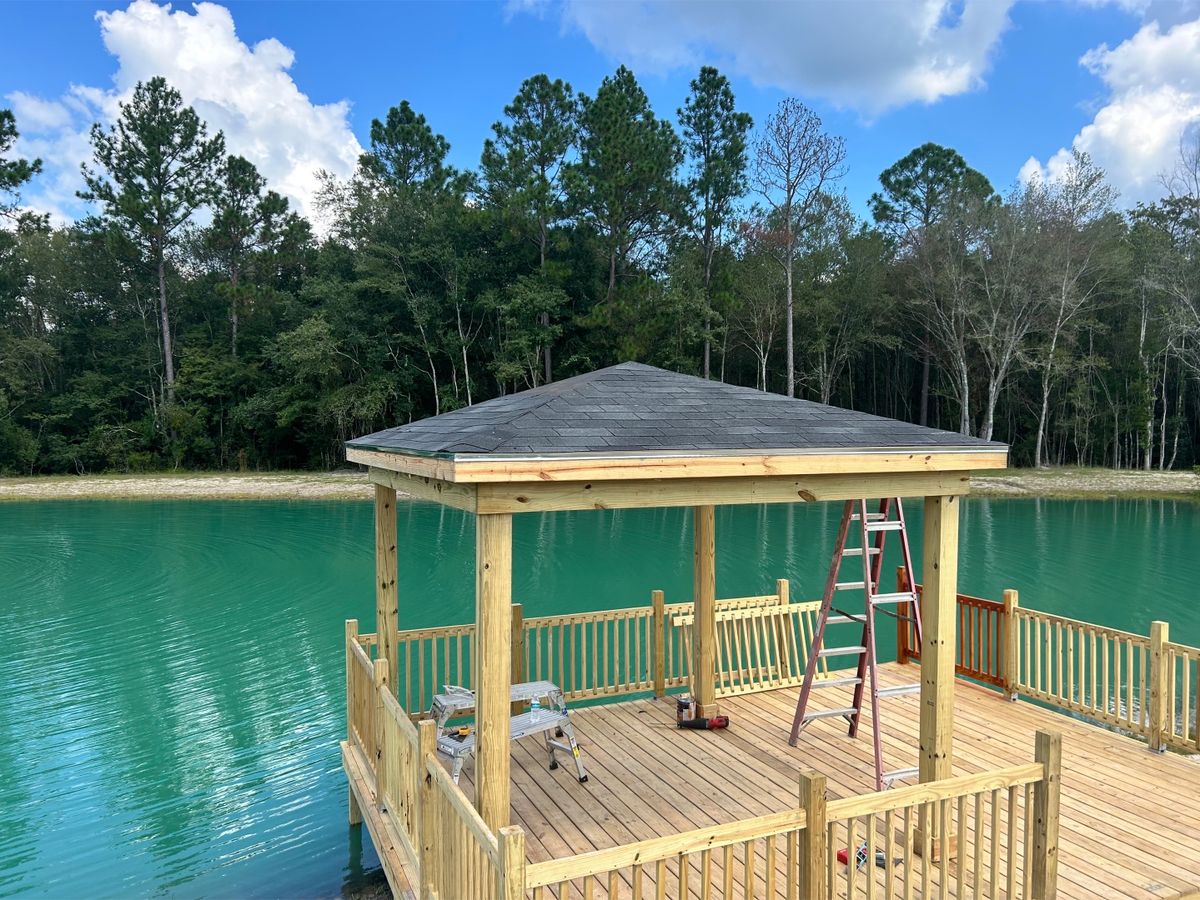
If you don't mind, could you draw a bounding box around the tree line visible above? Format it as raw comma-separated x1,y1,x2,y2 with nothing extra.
1,68,1199,474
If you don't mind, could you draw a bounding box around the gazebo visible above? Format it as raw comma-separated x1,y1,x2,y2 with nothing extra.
340,362,1070,898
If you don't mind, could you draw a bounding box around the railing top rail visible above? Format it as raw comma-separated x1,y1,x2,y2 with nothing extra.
826,762,1043,821
397,623,473,640
424,751,500,865
1014,607,1151,645
525,807,808,888
912,583,1005,612
1165,639,1200,659
380,686,419,741
523,605,652,627
348,634,374,675
673,601,820,627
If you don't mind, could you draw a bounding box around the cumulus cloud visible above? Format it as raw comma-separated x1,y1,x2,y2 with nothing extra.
7,0,362,224
1021,16,1200,204
514,0,1015,114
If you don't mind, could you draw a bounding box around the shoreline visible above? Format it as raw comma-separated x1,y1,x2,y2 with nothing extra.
1,467,1198,502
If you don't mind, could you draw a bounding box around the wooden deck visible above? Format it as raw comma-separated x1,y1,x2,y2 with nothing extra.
453,662,1200,899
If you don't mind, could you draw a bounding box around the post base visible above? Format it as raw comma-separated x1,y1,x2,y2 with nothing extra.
910,829,957,862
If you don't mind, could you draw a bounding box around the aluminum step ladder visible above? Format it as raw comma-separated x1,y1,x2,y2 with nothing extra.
788,499,923,791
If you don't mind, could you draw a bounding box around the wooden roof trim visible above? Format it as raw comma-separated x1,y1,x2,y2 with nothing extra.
348,446,1007,484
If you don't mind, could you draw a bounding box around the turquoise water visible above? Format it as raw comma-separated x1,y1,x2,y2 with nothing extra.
1,498,1197,897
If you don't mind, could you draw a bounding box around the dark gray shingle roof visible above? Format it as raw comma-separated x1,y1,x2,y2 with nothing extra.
347,362,1006,457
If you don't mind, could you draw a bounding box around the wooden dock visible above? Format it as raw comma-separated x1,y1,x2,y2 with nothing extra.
451,663,1200,899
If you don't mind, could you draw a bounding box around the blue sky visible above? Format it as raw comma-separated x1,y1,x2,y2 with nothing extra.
3,1,1199,224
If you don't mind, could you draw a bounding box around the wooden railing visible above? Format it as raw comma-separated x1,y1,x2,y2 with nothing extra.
396,622,475,716
523,732,1060,899
897,569,1007,689
1011,607,1153,739
1163,637,1200,752
522,605,656,702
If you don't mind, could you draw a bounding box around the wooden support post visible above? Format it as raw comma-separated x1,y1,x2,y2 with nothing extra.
476,512,513,831
1150,620,1170,752
896,566,910,665
692,505,717,717
511,603,525,716
798,770,827,898
498,825,527,900
375,484,399,691
776,577,790,606
346,618,362,826
1004,589,1020,701
652,590,666,698
373,658,389,809
919,495,959,784
417,720,437,899
1032,730,1062,899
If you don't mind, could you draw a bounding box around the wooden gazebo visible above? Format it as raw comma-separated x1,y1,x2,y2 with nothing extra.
346,361,1006,826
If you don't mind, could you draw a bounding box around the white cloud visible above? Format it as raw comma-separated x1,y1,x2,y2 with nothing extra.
8,0,362,224
514,0,1015,114
1021,17,1200,204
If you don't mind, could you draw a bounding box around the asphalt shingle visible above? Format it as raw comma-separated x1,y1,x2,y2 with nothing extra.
346,362,1007,457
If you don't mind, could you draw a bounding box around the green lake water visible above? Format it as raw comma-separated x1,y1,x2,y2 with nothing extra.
2,497,1198,897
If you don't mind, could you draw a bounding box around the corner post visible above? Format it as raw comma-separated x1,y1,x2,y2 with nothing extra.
498,825,527,900
652,590,666,698
919,495,959,784
1004,589,1020,700
373,658,390,809
476,512,513,831
1150,620,1170,751
776,578,790,606
798,771,827,898
1032,730,1062,898
375,483,399,691
896,566,910,665
511,603,525,715
417,720,437,899
346,618,362,826
693,505,718,717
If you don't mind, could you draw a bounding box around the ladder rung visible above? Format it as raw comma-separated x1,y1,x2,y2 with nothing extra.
866,520,903,532
826,614,865,625
878,684,920,699
835,581,866,591
813,676,863,689
842,547,881,557
851,513,886,521
820,646,866,657
805,707,858,720
872,592,917,605
883,767,919,785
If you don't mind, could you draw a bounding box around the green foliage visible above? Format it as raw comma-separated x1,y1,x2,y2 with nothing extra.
0,108,42,219
1,76,1197,475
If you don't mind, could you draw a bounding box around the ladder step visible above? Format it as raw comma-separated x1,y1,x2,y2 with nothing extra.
872,592,917,606
826,614,865,625
842,547,881,557
877,684,921,699
819,646,866,657
813,676,863,689
866,521,904,532
835,581,866,591
805,707,858,720
851,513,886,521
882,767,919,785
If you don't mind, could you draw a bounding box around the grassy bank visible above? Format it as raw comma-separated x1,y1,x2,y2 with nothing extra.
1,466,1198,502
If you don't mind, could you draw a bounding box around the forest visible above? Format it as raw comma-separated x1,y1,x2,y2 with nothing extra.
1,66,1199,475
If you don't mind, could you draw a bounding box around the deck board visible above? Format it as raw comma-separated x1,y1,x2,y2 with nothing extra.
455,662,1200,899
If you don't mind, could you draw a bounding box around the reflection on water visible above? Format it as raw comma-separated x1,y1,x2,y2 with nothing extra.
1,497,1197,896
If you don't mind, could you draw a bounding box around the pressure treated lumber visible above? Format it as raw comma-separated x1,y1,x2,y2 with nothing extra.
693,505,717,717
375,484,399,690
919,494,959,784
475,512,513,831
